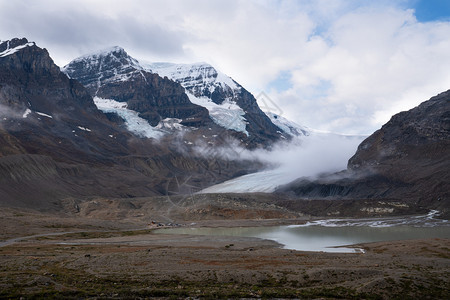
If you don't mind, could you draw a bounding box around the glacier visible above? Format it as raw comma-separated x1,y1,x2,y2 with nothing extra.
93,97,164,139
186,93,249,136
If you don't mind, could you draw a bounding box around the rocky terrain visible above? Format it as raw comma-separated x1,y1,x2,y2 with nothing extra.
278,90,450,217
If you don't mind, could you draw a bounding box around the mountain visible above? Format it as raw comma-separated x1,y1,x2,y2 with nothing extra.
64,49,289,148
62,47,210,129
1,38,448,219
277,90,450,215
0,38,261,209
0,38,127,163
146,62,289,144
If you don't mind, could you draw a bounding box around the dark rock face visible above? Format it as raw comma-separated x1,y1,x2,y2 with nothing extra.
278,91,450,214
235,88,285,147
63,47,210,127
0,38,125,162
348,90,450,171
100,73,209,127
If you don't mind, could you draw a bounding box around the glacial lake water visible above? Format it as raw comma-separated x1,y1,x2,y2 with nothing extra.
155,211,450,253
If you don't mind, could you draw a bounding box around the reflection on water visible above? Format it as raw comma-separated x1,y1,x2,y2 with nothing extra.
258,225,449,252
155,211,450,253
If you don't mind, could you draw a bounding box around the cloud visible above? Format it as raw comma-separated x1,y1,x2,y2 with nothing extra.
0,104,22,119
0,0,188,64
0,0,449,135
269,5,450,134
199,133,365,193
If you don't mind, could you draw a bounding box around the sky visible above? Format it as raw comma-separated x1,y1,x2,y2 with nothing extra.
1,0,449,135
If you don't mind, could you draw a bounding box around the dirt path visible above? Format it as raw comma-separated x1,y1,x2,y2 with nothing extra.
0,231,78,247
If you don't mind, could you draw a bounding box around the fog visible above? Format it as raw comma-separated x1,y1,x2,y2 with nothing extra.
0,104,33,131
0,104,23,119
199,133,365,193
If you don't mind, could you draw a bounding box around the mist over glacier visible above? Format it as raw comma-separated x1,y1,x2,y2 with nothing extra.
200,133,365,193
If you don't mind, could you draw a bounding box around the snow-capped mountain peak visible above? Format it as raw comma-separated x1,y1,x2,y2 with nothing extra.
144,62,240,103
141,62,252,136
62,46,144,95
66,46,141,69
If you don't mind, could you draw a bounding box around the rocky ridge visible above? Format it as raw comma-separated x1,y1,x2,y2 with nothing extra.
278,91,450,215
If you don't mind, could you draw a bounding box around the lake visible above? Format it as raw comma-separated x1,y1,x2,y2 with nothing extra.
155,211,450,253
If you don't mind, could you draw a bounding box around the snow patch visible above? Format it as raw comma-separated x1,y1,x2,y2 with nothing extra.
68,46,140,67
265,111,309,137
94,97,165,139
94,97,127,109
22,109,31,118
156,118,184,130
77,126,91,132
0,41,35,57
187,93,248,136
36,112,53,119
199,169,297,193
144,62,240,96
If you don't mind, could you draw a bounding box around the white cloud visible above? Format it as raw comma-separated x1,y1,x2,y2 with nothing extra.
0,0,449,134
271,5,450,134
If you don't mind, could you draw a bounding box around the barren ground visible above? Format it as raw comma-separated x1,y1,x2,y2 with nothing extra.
0,206,449,299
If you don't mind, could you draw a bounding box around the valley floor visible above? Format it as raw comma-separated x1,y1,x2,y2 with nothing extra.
0,207,449,299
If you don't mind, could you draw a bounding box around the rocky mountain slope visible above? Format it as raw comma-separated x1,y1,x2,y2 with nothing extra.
63,47,210,128
0,38,261,209
146,62,289,144
64,49,292,148
278,90,450,214
0,39,131,162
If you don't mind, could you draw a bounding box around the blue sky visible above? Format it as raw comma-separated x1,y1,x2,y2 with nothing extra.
410,0,450,22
